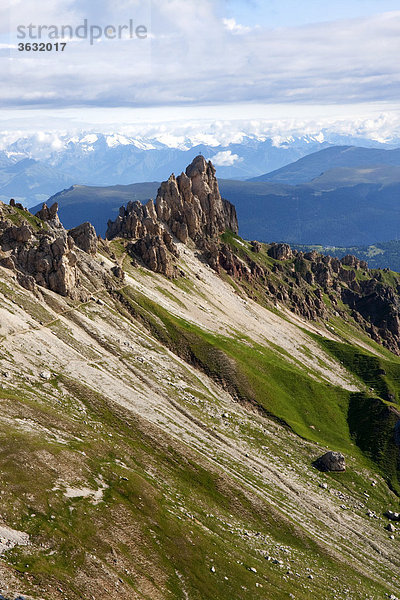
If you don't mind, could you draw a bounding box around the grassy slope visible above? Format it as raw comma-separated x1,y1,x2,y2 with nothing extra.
218,232,400,492
2,373,391,600
117,285,400,494
2,232,400,597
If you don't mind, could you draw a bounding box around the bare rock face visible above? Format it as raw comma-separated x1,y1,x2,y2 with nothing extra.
106,199,159,241
155,156,238,244
0,202,110,299
35,202,62,229
251,241,262,253
268,243,293,261
131,231,179,278
106,156,238,276
205,242,252,279
107,200,180,277
69,222,98,255
313,451,346,472
0,202,79,297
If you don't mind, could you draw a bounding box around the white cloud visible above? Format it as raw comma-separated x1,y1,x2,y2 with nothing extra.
4,107,400,156
1,3,400,111
211,150,243,166
222,18,251,34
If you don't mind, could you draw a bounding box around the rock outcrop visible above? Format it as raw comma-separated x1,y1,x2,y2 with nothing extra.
155,156,238,244
106,198,159,241
265,248,400,354
129,230,179,278
69,222,98,255
35,202,62,229
0,202,103,298
268,243,293,261
106,156,238,276
0,204,78,296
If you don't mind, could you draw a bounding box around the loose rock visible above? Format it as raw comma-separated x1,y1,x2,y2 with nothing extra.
313,451,346,472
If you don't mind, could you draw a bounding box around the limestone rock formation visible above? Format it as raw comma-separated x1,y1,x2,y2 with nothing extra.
0,218,78,297
268,243,293,261
106,199,159,241
35,202,62,229
0,201,104,298
69,222,98,255
155,156,238,244
106,156,238,276
130,230,179,278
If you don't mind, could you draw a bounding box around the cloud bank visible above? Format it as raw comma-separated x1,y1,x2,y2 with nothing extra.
1,0,400,110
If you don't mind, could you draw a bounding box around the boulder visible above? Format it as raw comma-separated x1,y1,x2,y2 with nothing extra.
111,265,125,280
313,451,346,472
386,511,400,522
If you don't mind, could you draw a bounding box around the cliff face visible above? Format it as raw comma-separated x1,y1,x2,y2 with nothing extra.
0,201,109,299
212,238,400,356
106,156,238,275
0,202,79,297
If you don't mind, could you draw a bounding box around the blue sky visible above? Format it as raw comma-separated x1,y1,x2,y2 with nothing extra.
223,0,400,27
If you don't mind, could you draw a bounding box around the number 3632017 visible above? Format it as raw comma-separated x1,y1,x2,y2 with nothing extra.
18,42,67,51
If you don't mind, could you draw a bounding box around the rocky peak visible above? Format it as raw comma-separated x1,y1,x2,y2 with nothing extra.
35,202,62,229
155,155,237,244
106,156,238,275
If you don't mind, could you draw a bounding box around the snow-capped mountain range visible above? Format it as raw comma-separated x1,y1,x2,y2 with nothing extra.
0,129,398,207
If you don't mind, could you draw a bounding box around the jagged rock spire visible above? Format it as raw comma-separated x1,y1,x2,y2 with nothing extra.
155,155,237,243
107,155,238,245
105,156,238,275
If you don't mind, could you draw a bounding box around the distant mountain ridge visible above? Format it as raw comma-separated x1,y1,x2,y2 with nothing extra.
250,145,400,184
32,182,160,235
0,133,334,206
1,133,396,207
